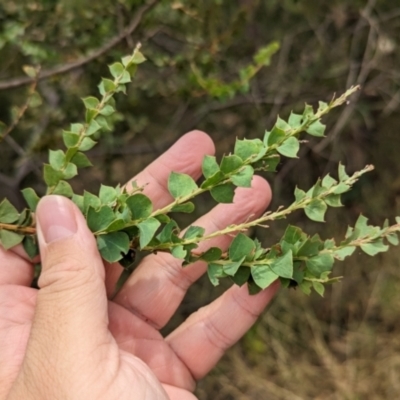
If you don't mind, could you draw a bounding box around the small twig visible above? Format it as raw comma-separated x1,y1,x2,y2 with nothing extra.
0,0,159,91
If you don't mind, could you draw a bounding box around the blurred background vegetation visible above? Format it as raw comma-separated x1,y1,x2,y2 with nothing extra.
1,0,400,398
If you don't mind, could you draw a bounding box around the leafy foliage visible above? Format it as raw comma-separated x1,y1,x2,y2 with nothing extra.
0,51,399,296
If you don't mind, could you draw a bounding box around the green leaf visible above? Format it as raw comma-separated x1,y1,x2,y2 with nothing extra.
202,155,220,178
21,188,40,212
99,185,117,204
282,225,304,245
52,180,74,198
220,155,243,174
333,246,356,260
82,96,99,109
207,263,227,286
63,163,78,180
131,50,146,64
201,247,223,262
23,235,39,260
275,117,291,131
171,245,186,259
86,119,102,136
322,174,338,189
210,183,235,203
338,163,349,181
87,206,115,233
267,126,285,146
306,253,334,276
63,131,80,148
231,165,254,188
306,120,325,137
294,187,307,202
171,202,195,213
98,78,116,95
168,172,198,199
201,171,224,189
104,219,125,233
253,42,279,65
325,194,343,207
99,105,115,116
333,183,350,194
183,226,205,240
387,234,399,246
78,137,97,151
138,217,161,248
234,139,263,160
0,230,24,250
270,250,293,278
43,164,64,186
71,152,92,168
229,233,256,262
299,280,312,295
223,256,245,276
109,62,124,78
83,191,101,213
288,112,303,128
360,240,389,256
0,198,19,223
96,232,130,263
126,194,153,220
277,137,299,158
305,199,327,222
157,220,179,243
49,149,66,170
231,266,251,286
312,281,325,296
251,265,279,289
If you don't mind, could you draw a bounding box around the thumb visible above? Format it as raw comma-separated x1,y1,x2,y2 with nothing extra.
21,195,111,390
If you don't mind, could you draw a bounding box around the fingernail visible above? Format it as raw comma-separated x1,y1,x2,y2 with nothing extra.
37,196,78,243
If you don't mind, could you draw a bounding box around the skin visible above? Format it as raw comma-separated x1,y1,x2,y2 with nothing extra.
0,131,279,400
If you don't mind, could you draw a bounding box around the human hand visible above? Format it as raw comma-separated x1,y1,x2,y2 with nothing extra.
0,131,279,400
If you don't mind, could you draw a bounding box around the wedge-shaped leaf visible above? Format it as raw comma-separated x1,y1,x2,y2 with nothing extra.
126,194,153,220
171,245,186,259
83,191,101,213
251,265,279,289
325,194,343,207
202,155,220,179
43,164,64,186
312,281,325,297
294,187,307,202
333,246,356,260
87,205,115,233
387,234,399,246
171,202,195,213
305,199,327,222
288,112,303,128
82,96,99,109
104,219,125,233
231,266,251,286
277,137,299,158
96,232,130,263
98,78,116,95
231,165,254,188
267,126,285,146
322,174,337,189
23,235,39,260
99,105,115,116
201,247,222,262
282,225,304,245
138,217,161,248
168,172,198,199
0,198,19,223
86,119,101,136
229,233,256,262
306,253,334,276
0,230,24,250
109,62,124,78
63,163,78,180
99,185,117,204
78,137,97,151
157,220,179,243
207,263,227,286
220,155,243,174
210,183,235,203
360,240,389,256
270,250,293,279
201,171,224,189
223,256,245,276
63,131,80,148
52,180,74,198
333,183,350,194
306,120,325,137
71,152,92,168
183,226,205,240
234,138,263,161
49,149,66,170
297,234,323,257
130,50,146,65
338,163,349,181
21,188,40,212
275,117,291,131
